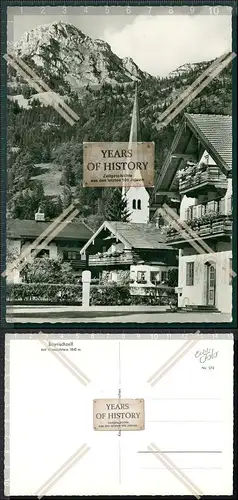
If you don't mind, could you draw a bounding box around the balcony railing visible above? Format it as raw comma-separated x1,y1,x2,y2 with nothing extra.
185,197,232,221
89,251,134,266
166,213,232,245
178,164,227,195
68,259,87,270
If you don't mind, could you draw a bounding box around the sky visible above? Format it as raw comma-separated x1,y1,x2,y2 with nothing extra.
8,5,232,77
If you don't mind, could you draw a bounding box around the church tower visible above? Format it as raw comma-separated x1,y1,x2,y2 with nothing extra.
122,84,150,224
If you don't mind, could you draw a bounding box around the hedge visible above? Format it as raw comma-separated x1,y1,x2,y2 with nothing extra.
7,283,176,306
7,283,83,304
90,284,131,305
90,284,175,306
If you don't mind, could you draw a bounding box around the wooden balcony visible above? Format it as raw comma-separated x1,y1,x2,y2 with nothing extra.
179,165,227,197
185,197,232,220
66,259,88,270
89,251,134,267
166,215,232,247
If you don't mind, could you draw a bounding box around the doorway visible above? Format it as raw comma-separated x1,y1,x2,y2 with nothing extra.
205,262,216,306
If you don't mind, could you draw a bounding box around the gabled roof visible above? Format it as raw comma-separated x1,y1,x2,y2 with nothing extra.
154,113,232,203
7,218,93,241
186,113,232,170
80,220,174,254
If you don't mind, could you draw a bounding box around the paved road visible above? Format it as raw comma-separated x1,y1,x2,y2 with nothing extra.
6,306,231,324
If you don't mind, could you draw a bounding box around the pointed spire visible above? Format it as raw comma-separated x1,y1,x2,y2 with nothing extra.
122,81,142,196
129,81,141,143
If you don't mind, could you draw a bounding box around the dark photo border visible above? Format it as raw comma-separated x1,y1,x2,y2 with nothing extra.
0,0,237,330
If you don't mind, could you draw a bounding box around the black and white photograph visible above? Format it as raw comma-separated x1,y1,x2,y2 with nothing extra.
4,4,235,324
4,332,234,496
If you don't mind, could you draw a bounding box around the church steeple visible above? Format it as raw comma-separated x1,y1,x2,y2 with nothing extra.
122,83,141,197
129,82,141,143
122,82,150,224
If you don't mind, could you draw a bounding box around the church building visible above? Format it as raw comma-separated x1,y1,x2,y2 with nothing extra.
122,84,150,224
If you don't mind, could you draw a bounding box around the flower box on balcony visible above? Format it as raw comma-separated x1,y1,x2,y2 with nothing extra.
191,226,200,233
212,223,224,233
212,220,224,228
194,174,202,183
199,224,211,236
214,214,226,221
199,223,211,228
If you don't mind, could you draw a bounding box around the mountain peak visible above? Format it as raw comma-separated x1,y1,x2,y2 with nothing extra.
168,61,209,78
12,21,149,89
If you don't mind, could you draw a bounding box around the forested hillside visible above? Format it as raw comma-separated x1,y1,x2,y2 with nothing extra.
7,22,232,230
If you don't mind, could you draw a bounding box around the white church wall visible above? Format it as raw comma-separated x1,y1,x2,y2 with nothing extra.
125,186,150,224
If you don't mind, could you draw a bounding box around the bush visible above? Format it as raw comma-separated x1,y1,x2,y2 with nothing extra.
130,287,176,305
90,283,175,306
7,283,82,304
21,257,77,284
90,283,131,305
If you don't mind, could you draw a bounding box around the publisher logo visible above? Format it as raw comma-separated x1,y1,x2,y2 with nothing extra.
194,348,219,364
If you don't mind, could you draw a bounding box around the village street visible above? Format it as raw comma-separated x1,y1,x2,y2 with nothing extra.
6,305,231,324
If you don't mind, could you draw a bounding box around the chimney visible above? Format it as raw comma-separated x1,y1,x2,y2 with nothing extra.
35,206,45,222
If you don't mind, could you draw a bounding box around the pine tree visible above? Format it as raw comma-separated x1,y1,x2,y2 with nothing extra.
62,186,72,210
55,195,63,216
104,189,130,222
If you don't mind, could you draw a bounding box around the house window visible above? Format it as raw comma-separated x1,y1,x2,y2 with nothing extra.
218,198,225,214
185,208,191,221
132,199,142,210
109,271,118,282
186,262,194,286
227,196,232,215
207,200,218,213
68,251,78,260
137,271,146,283
161,270,168,282
197,205,202,218
151,271,160,284
229,258,232,285
191,205,197,219
32,249,49,258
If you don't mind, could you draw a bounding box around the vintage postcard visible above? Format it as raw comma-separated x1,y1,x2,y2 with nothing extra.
5,332,234,495
2,4,236,324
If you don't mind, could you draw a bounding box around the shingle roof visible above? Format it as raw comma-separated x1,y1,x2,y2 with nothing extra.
153,113,232,205
185,113,232,170
108,221,172,250
7,218,93,241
